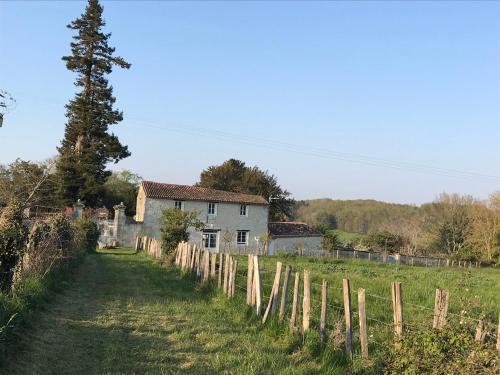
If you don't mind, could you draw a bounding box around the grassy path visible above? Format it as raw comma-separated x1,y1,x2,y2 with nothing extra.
2,249,331,375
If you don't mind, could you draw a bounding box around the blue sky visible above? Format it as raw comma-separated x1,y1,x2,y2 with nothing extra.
1,1,499,204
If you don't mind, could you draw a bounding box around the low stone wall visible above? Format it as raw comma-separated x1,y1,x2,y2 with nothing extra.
268,236,323,255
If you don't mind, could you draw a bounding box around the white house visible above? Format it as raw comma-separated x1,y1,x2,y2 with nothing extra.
133,181,269,252
99,181,323,253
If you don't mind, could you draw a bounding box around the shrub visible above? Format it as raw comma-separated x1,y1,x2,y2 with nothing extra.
384,325,498,374
74,217,99,253
322,231,343,253
159,208,204,260
0,202,26,290
362,230,404,254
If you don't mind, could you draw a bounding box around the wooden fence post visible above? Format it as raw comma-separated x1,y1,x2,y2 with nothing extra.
190,244,196,271
320,279,328,346
433,289,449,329
302,270,311,332
246,255,254,305
227,257,233,297
391,282,403,337
253,256,262,316
218,252,223,288
203,251,210,282
231,260,237,298
251,264,256,306
263,261,283,323
475,319,487,343
358,288,369,360
279,266,292,321
289,272,300,330
223,254,230,294
496,314,500,351
343,278,353,358
210,253,216,278
196,247,202,277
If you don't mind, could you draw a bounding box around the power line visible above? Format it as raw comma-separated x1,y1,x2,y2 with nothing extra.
125,118,500,185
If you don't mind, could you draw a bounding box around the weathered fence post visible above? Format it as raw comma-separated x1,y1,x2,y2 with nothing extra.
496,314,500,351
227,257,233,297
253,256,262,316
391,282,403,337
475,319,487,343
279,266,292,321
433,289,449,329
231,259,237,298
343,278,353,358
251,265,257,306
223,254,230,294
289,272,300,330
134,236,140,251
203,251,210,282
302,270,311,332
320,279,328,346
246,255,254,305
218,252,223,288
263,261,283,323
358,288,369,360
196,247,202,277
210,252,216,278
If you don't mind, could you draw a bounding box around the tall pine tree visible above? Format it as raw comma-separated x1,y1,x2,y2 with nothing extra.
57,0,130,206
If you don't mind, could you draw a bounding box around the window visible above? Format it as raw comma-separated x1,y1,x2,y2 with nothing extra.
208,202,217,215
203,232,217,249
240,204,247,216
237,230,248,245
174,201,183,210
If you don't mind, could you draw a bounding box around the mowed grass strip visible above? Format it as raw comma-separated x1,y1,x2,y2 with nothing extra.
3,249,350,375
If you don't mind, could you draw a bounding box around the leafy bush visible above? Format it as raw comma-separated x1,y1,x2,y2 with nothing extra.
362,230,404,254
74,217,99,253
159,208,204,260
0,203,26,290
322,231,343,253
384,325,498,374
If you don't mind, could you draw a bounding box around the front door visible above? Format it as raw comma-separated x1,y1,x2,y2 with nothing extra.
202,231,218,251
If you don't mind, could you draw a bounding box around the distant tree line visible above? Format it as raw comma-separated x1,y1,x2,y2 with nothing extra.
295,193,500,263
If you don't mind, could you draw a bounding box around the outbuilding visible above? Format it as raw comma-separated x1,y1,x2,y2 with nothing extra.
268,221,323,255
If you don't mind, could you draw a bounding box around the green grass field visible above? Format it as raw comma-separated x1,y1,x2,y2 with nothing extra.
237,254,499,364
2,248,498,374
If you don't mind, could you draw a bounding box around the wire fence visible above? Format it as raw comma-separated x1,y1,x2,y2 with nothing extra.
138,236,500,365
219,246,496,269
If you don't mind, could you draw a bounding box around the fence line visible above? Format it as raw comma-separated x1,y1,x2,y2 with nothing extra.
211,245,495,270
136,236,500,366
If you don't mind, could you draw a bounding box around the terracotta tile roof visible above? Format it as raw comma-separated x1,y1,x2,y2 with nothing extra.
269,222,322,237
141,181,268,205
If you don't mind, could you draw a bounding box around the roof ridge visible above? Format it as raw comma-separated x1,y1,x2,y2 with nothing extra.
140,181,268,205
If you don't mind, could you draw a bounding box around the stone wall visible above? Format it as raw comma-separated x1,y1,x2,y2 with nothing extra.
268,235,323,255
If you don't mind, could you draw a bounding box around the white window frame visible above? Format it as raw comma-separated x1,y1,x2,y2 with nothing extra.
236,230,249,245
174,201,183,210
203,232,217,249
239,204,248,216
208,202,217,216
